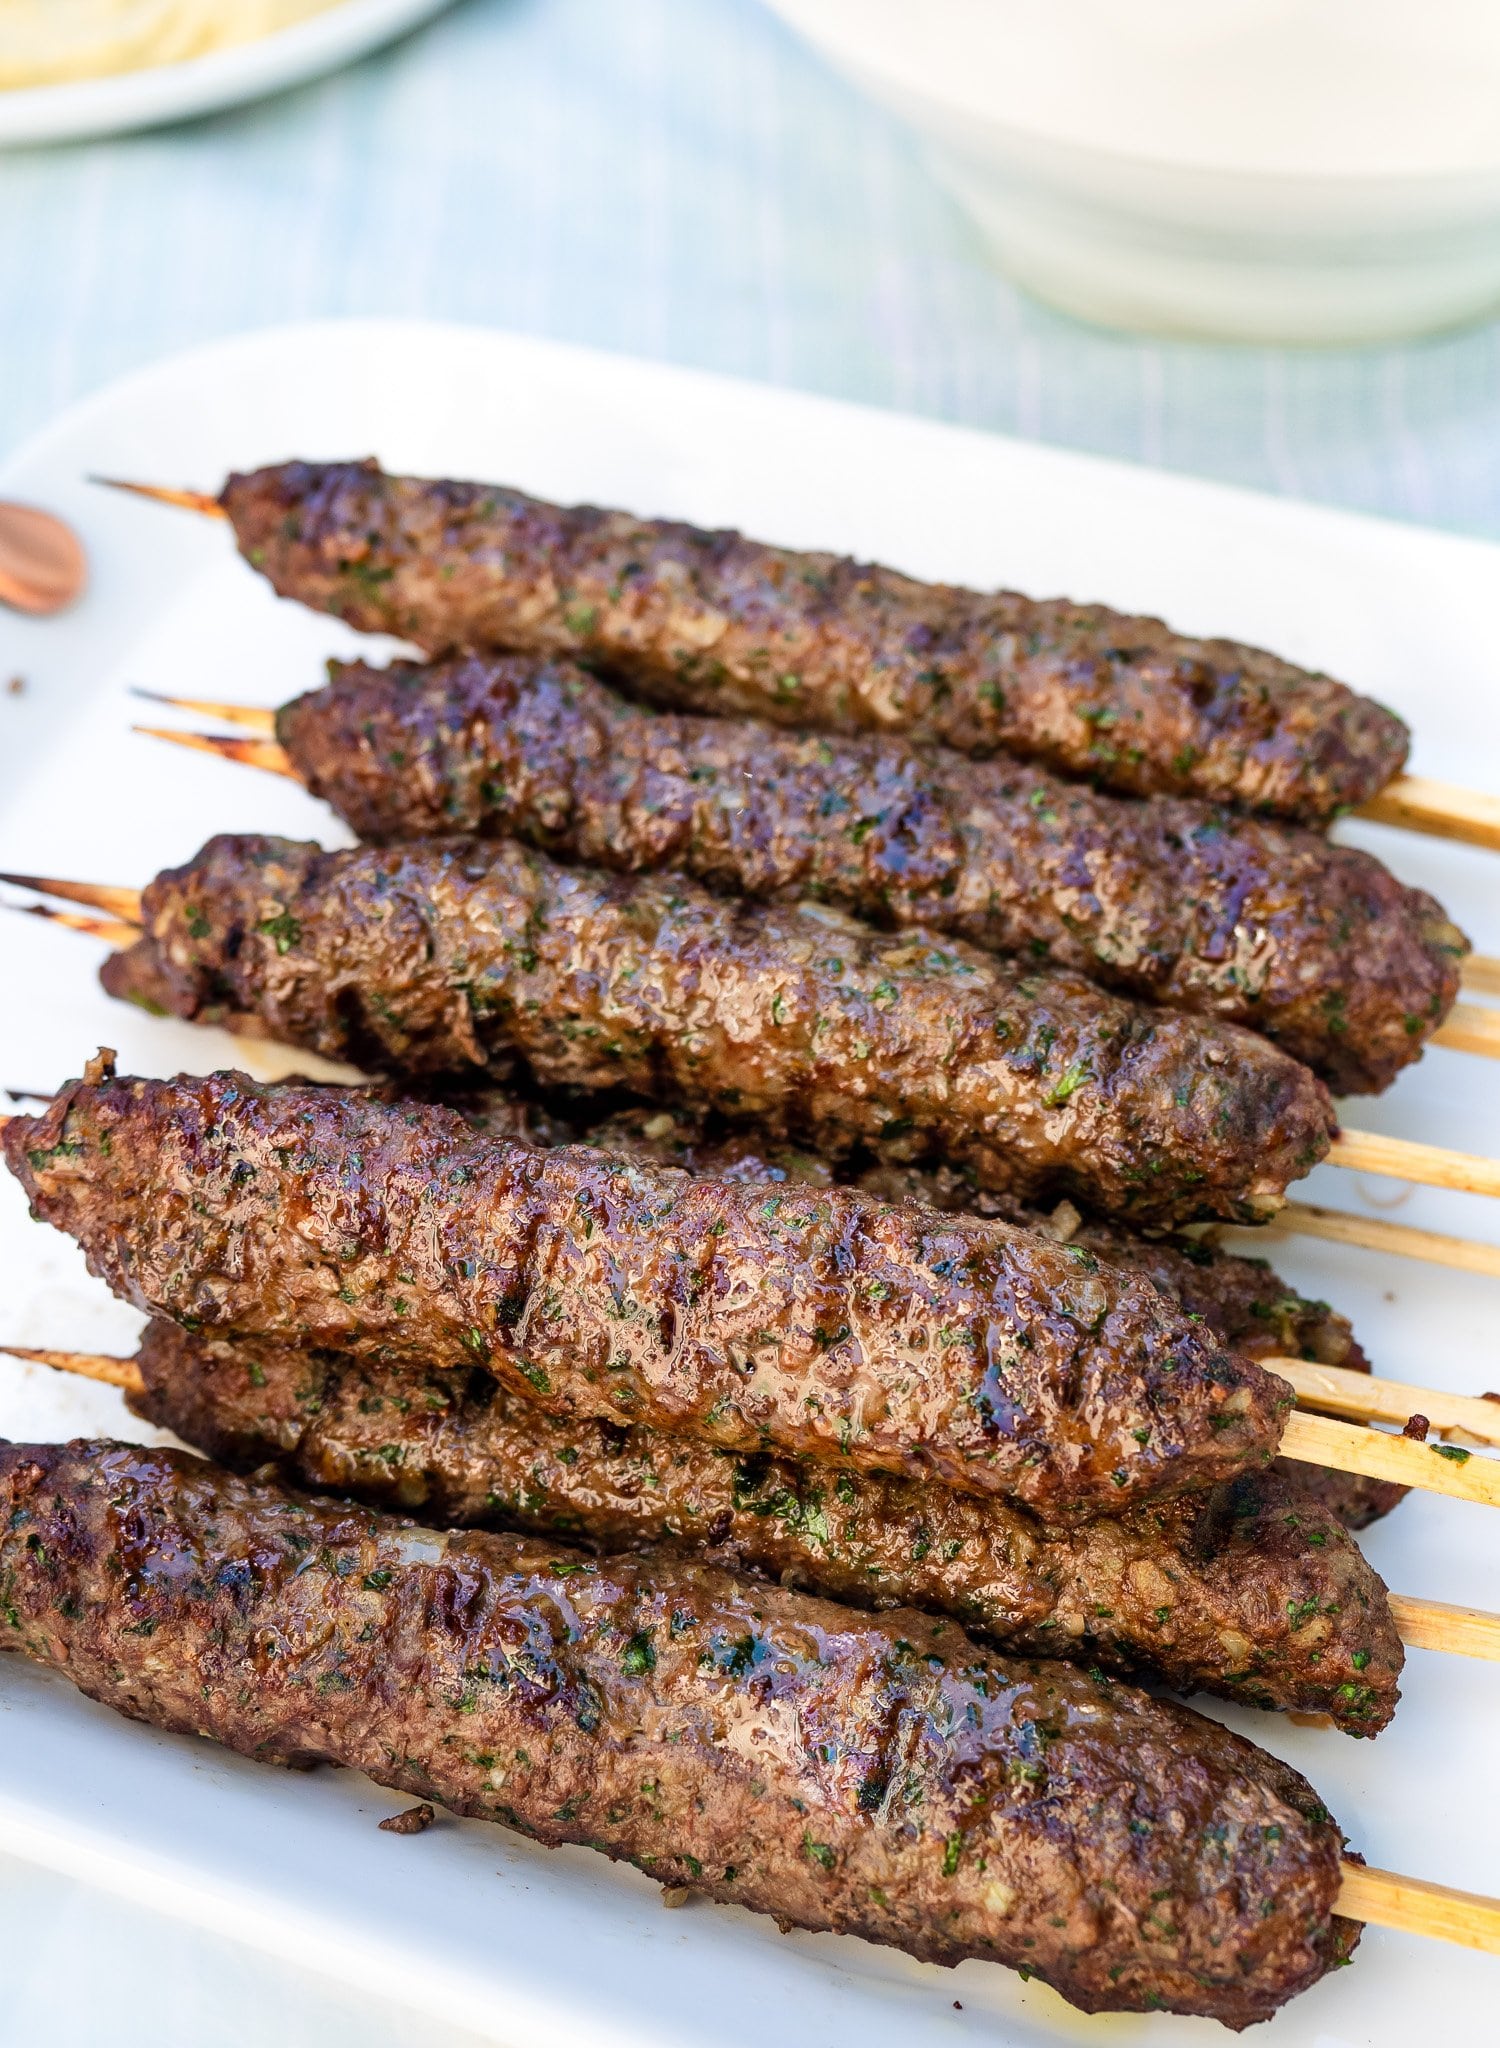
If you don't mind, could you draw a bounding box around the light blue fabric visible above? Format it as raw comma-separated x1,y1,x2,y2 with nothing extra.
4,0,1500,535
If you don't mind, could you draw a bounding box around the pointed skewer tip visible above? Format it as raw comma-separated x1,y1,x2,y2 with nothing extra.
132,725,296,778
89,477,228,520
0,900,141,949
129,688,278,735
0,871,143,924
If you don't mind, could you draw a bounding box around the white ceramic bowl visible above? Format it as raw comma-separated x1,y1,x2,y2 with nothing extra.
765,0,1500,343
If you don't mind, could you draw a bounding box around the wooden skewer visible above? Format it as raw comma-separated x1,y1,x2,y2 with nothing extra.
0,1344,145,1392
0,871,143,924
1432,1001,1500,1060
1270,1201,1500,1278
1270,1358,1500,1446
90,476,228,520
3,901,142,948
1280,1409,1500,1510
1330,1128,1500,1201
133,724,296,778
5,1345,1500,1666
130,688,278,734
1387,1595,1500,1663
1337,1863,1500,1954
1357,773,1500,854
1464,954,1500,998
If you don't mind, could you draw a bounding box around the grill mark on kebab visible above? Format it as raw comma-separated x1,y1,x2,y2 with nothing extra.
96,834,1338,1229
447,1089,1406,1532
127,1322,1405,1733
273,653,1464,1095
3,1065,1293,1520
0,1439,1359,2024
222,458,1409,823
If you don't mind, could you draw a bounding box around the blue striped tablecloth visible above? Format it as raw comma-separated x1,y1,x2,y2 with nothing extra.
3,3,1499,2044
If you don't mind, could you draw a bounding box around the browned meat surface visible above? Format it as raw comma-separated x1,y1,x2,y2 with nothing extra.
278,654,1463,1093
0,1440,1360,2023
466,1096,1404,1530
4,1065,1292,1519
98,833,1338,1228
129,1322,1404,1733
223,459,1409,823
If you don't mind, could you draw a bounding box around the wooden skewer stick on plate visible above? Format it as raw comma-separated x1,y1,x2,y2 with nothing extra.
0,874,143,923
1386,1595,1500,1663
1279,1409,1500,1510
92,477,227,520
130,688,278,734
1271,1357,1500,1446
6,1342,1500,1663
94,475,1500,861
133,725,294,777
1336,1864,1500,1954
1357,774,1500,854
1432,1002,1500,1059
1464,954,1500,999
1328,1129,1500,1200
7,900,143,948
1269,1202,1500,1280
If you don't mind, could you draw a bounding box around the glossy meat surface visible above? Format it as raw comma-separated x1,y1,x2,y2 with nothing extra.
225,459,1409,822
130,1323,1403,1732
100,833,1338,1227
279,654,1463,1092
4,1067,1292,1518
0,1440,1358,2023
477,1095,1405,1530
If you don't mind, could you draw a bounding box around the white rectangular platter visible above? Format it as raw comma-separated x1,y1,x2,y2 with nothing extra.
1,321,1497,2047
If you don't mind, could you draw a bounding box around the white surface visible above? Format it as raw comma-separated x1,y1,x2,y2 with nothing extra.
0,0,454,145
765,0,1500,341
0,320,1498,2044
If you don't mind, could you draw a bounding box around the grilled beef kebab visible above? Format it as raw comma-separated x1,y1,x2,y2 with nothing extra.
266,653,1463,1093
5,1062,1295,1520
219,458,1409,822
448,1088,1404,1531
0,1439,1361,2023
97,833,1338,1228
123,1321,1404,1732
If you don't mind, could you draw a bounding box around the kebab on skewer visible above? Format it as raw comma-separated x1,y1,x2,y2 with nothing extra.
22,1081,1500,1724
7,1438,1500,2026
331,1078,1428,1528
97,463,1500,853
9,833,1500,1225
11,1073,1497,1478
130,650,1471,1092
13,897,1494,1289
0,1324,1418,1733
0,1072,1433,1522
540,1098,1499,1497
0,833,1364,1230
97,463,1413,824
7,1061,1499,1514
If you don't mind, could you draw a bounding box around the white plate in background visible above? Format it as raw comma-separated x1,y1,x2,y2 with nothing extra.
0,321,1497,2046
0,0,455,148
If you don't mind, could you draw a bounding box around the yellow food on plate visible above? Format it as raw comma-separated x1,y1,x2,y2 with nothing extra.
0,0,349,88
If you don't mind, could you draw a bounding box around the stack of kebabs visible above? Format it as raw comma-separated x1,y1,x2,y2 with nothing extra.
3,459,1500,2028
